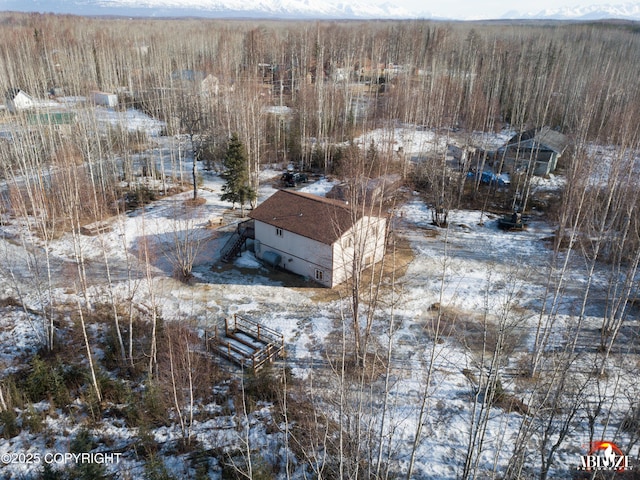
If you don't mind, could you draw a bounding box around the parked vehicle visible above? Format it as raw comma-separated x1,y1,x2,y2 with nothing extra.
281,171,308,187
498,211,528,230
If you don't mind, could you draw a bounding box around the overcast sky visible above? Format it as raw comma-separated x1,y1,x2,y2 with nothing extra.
402,0,585,19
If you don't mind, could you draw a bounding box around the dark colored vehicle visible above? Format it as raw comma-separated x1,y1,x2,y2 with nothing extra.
498,212,528,231
281,172,308,187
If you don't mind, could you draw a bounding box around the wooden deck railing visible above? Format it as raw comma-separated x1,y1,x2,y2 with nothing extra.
205,315,284,372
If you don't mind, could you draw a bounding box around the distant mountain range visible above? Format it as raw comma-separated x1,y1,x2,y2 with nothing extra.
508,3,640,21
0,0,424,19
1,0,640,21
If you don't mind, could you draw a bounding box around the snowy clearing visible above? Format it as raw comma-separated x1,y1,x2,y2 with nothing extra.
0,107,638,479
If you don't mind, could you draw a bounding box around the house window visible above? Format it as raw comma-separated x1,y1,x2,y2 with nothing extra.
315,269,324,281
276,227,283,237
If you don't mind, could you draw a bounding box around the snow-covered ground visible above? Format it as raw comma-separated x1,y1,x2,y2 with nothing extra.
0,107,638,479
352,125,516,158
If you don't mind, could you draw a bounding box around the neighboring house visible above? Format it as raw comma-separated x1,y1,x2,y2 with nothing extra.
201,74,220,96
90,91,118,108
170,69,207,93
497,126,569,176
171,69,207,83
169,71,233,96
5,88,36,113
249,190,387,288
326,174,402,205
202,74,237,96
132,44,150,57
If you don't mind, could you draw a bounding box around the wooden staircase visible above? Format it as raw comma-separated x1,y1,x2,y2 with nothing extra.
205,315,284,372
220,220,254,263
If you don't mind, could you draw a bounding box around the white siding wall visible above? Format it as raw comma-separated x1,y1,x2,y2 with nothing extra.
332,216,387,286
254,220,334,286
91,91,118,107
7,92,35,113
254,215,386,288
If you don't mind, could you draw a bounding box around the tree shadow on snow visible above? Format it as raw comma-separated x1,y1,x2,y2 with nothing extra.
132,230,320,288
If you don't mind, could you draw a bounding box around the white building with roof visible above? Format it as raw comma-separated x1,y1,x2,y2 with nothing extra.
249,190,387,288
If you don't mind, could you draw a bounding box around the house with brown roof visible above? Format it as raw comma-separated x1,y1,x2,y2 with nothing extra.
249,190,387,288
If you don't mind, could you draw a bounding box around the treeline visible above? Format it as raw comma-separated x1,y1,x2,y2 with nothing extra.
1,14,639,162
2,13,640,480
2,14,640,224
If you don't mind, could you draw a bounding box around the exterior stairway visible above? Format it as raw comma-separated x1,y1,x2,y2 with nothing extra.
220,220,255,263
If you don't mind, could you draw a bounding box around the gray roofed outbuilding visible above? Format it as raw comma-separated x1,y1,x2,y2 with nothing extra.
505,126,569,154
498,126,570,176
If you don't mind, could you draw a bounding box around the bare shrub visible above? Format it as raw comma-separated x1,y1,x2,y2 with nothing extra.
108,126,149,154
427,306,525,357
622,405,640,436
123,185,157,211
284,388,341,475
184,197,207,208
221,452,276,480
157,322,223,401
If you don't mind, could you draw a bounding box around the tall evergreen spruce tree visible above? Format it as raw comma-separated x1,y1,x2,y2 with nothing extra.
220,134,256,216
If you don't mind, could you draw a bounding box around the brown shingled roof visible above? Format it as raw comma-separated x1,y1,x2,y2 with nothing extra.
249,190,358,245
